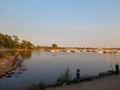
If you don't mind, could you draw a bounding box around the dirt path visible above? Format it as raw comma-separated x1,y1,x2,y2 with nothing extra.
45,75,120,90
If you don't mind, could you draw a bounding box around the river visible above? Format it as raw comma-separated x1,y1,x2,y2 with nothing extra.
0,51,120,88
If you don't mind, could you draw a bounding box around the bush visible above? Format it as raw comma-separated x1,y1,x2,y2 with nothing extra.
0,87,9,90
56,67,72,85
39,81,45,90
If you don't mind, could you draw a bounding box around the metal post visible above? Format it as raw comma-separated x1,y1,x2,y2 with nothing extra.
76,69,80,81
115,64,119,75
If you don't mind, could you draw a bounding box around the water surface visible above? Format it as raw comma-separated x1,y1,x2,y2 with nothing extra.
0,51,120,88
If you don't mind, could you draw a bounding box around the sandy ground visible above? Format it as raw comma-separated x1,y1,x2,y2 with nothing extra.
45,74,120,90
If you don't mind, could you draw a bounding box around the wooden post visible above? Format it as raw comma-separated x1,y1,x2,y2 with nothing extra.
76,69,80,81
115,64,119,75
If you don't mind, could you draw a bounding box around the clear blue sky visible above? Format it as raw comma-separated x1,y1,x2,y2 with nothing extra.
0,0,120,47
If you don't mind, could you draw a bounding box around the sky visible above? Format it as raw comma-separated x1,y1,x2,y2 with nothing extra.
0,0,120,48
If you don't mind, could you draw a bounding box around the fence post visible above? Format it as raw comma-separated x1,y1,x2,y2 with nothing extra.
115,64,119,75
76,69,80,81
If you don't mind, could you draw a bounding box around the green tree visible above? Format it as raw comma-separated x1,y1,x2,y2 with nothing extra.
20,40,34,49
0,33,4,47
0,33,35,49
0,33,15,48
52,44,58,49
13,35,19,48
4,35,14,48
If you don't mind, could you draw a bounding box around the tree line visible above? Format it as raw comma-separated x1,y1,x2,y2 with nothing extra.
0,33,34,49
0,33,58,50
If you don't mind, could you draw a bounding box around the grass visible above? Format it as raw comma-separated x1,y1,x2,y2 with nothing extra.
56,67,72,85
0,87,9,90
39,81,45,90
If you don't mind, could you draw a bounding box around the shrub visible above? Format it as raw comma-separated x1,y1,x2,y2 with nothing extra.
39,81,45,90
0,87,9,90
56,67,71,85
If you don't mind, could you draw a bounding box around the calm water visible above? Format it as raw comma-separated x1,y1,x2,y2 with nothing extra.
0,51,120,88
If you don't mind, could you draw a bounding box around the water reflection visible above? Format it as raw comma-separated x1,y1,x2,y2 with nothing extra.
20,50,32,60
106,53,112,63
52,52,57,57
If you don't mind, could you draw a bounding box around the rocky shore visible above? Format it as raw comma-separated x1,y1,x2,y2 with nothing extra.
0,52,20,77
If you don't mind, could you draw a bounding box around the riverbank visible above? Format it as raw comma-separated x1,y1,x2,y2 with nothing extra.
0,52,20,77
45,74,120,90
12,71,119,90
